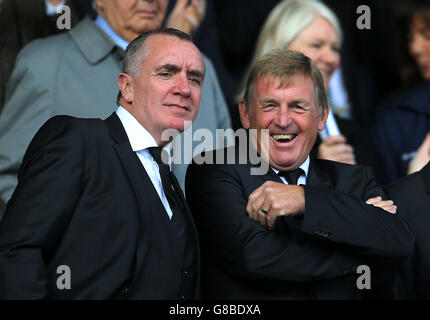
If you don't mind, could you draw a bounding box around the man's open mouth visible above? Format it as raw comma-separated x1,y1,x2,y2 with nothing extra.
271,134,297,143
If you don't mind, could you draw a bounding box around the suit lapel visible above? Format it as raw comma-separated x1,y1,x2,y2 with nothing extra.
259,166,283,184
171,172,200,241
105,113,160,286
306,158,333,188
171,173,201,291
69,17,118,65
421,162,430,195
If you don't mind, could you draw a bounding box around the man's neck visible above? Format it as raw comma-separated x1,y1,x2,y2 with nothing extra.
94,15,129,50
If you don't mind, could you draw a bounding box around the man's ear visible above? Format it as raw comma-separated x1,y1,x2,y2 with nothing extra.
118,73,134,103
94,0,104,12
317,104,330,131
239,99,250,129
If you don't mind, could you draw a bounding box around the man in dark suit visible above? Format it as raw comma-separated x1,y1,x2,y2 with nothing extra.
384,161,430,299
186,49,415,299
0,28,205,299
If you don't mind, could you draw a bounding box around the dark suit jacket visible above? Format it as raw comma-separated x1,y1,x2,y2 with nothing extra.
384,162,430,299
185,144,414,299
0,113,200,299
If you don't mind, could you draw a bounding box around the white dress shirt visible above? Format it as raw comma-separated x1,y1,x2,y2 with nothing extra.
328,67,352,119
45,0,66,16
116,106,174,219
319,108,341,141
271,156,310,185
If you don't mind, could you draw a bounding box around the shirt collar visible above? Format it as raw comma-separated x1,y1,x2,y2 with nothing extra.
94,15,129,51
115,106,172,157
271,156,310,177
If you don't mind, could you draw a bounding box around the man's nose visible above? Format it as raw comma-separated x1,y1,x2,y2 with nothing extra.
274,106,289,127
175,74,191,97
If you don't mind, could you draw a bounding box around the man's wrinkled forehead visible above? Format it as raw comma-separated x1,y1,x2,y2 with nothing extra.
144,35,205,74
256,73,312,91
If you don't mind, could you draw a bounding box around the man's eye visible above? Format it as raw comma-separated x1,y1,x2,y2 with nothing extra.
311,43,321,49
293,105,305,112
262,104,275,110
159,72,171,78
189,78,201,86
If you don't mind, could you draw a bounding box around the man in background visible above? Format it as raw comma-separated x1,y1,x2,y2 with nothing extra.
186,50,414,299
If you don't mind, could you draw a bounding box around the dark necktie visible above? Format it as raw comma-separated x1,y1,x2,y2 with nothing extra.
277,168,305,185
148,147,183,214
147,150,189,270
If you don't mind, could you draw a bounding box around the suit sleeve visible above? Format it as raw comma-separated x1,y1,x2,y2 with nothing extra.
0,40,56,219
186,162,367,282
0,116,84,299
302,166,415,260
186,161,415,283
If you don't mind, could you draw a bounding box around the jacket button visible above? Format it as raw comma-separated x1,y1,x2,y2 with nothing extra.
181,295,186,300
184,270,189,278
122,287,128,296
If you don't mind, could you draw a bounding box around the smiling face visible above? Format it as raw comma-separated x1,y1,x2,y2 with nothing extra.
119,34,205,145
95,0,168,42
408,12,430,80
288,16,340,90
240,75,328,171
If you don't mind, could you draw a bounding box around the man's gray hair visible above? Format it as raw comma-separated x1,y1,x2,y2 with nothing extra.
243,49,328,115
117,28,193,104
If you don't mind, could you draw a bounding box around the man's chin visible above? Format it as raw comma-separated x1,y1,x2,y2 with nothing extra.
165,117,194,134
132,21,160,35
269,153,304,171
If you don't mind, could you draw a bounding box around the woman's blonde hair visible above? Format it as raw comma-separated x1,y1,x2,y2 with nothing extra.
236,0,342,102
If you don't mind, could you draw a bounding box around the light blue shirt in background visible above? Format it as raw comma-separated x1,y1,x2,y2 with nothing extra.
94,15,129,51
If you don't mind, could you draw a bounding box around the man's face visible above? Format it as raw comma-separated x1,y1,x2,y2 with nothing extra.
96,0,168,42
121,34,205,145
239,76,328,171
